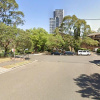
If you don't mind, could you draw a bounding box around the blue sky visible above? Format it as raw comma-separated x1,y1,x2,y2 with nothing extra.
16,0,100,32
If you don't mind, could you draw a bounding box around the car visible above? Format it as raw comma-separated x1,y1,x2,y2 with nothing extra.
63,51,75,56
51,52,62,55
78,50,91,56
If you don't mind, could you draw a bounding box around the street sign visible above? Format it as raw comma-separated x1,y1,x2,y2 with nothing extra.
25,48,28,50
12,49,15,52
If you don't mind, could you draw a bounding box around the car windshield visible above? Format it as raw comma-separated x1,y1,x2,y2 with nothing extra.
83,51,86,52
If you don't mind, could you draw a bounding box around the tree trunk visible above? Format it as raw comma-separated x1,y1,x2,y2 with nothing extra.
4,47,8,57
35,46,38,52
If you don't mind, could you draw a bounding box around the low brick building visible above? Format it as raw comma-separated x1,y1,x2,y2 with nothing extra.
88,33,100,43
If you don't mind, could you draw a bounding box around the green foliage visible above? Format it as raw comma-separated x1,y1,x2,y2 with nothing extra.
0,0,24,26
29,28,48,52
0,23,33,56
0,4,98,56
82,37,99,46
60,15,91,39
15,29,33,53
63,34,74,50
0,53,4,58
80,48,87,50
97,48,100,53
46,34,65,50
62,34,82,52
54,27,60,35
74,38,82,52
0,23,18,56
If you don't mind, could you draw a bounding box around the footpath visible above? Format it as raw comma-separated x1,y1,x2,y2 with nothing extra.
0,58,31,74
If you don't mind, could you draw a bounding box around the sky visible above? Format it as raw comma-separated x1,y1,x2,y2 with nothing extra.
16,0,100,32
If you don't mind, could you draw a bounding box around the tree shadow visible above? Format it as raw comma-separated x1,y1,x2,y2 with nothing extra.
74,73,100,99
89,60,100,65
15,55,30,60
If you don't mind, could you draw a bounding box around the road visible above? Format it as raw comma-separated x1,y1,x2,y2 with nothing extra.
0,54,100,100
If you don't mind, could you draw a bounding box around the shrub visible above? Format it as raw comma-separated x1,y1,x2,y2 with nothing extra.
0,53,4,57
97,48,100,53
80,48,87,50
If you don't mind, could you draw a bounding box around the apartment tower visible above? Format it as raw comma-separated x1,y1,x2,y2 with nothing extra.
49,9,64,33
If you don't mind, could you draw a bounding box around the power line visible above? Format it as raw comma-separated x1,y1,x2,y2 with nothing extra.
81,19,100,20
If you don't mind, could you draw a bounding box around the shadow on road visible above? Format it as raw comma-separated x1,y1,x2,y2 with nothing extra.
15,55,30,60
89,60,100,65
74,73,100,99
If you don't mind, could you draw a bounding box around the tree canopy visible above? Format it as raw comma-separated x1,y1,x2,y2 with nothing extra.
46,34,65,50
0,22,17,56
29,28,48,52
82,37,99,46
0,0,24,26
60,15,91,39
0,2,99,57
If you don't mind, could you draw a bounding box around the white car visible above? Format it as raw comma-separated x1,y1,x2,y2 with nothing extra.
78,50,91,56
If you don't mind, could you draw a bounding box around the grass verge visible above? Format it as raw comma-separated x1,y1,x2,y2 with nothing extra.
0,58,11,63
2,60,31,69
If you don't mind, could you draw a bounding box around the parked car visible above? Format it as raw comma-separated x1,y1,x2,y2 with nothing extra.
78,50,91,56
63,51,75,56
51,52,62,55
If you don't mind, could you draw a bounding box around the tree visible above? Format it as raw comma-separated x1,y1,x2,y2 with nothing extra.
74,38,82,51
46,34,65,51
82,25,91,38
0,23,33,56
60,15,91,39
0,0,24,26
54,27,60,35
29,28,48,52
15,29,33,54
63,34,74,51
60,15,72,35
0,23,17,56
82,37,99,46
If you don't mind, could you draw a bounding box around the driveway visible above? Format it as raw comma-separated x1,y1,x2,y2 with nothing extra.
0,54,100,100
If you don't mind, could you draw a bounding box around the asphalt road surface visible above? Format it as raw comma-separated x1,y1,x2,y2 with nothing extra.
0,54,100,100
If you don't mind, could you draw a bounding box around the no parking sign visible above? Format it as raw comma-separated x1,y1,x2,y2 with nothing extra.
12,48,15,52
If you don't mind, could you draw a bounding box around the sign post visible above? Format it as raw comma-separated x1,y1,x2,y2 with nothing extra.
12,48,15,59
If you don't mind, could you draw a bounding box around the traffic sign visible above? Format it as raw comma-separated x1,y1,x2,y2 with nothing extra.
12,49,15,52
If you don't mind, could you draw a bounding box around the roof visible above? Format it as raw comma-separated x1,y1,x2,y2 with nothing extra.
88,33,100,36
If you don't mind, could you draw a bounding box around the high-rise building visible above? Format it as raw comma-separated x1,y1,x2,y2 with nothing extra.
54,9,64,27
49,9,64,33
49,18,56,34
